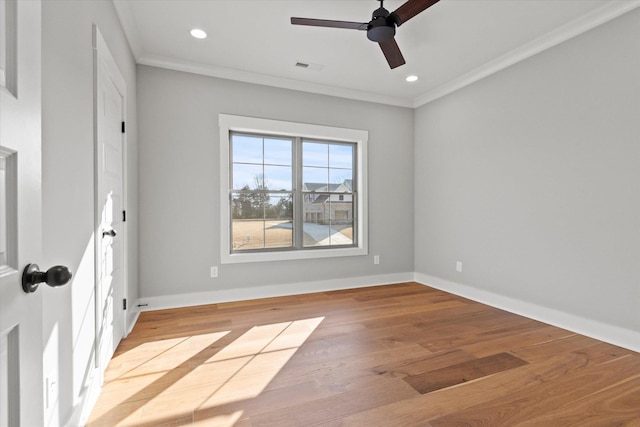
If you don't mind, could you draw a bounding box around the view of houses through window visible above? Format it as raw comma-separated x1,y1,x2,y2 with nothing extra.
230,132,356,252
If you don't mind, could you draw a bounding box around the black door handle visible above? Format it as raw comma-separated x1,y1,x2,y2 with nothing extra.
102,229,117,238
22,264,72,293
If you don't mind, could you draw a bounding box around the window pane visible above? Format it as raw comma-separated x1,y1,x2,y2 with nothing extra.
303,142,328,167
232,135,263,164
264,138,292,166
231,192,293,251
302,196,353,247
265,193,293,221
329,144,353,169
303,167,328,189
264,193,293,248
329,168,352,186
232,164,263,190
231,192,265,220
264,165,292,191
232,220,265,250
303,221,330,247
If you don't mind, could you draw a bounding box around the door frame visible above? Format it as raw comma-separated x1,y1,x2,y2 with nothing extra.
92,24,128,372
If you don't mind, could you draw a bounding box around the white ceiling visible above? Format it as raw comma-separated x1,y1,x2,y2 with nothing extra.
113,0,639,107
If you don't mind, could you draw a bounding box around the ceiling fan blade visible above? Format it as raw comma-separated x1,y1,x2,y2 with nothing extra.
391,0,440,26
379,38,406,69
291,17,368,30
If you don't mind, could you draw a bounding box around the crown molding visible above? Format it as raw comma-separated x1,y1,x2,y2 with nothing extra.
112,0,143,59
413,0,640,108
137,55,414,108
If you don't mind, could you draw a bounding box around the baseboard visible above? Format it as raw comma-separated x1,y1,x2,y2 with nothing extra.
138,272,414,312
414,273,640,353
126,305,140,336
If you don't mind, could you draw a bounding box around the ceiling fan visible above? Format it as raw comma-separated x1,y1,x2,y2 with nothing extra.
291,0,440,69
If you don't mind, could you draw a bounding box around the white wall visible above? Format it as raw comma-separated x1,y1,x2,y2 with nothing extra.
41,1,138,425
137,65,414,305
414,9,640,343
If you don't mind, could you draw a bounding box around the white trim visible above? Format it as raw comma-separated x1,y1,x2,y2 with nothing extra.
138,272,413,312
219,114,368,264
414,273,640,353
138,54,413,108
413,0,640,107
126,304,140,336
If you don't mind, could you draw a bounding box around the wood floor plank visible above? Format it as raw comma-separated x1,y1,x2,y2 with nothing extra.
87,282,640,426
372,349,477,379
571,341,636,365
403,352,528,394
511,333,605,363
520,369,640,426
429,355,640,425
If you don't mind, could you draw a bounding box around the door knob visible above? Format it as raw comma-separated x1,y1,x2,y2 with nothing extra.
22,264,72,293
102,229,117,238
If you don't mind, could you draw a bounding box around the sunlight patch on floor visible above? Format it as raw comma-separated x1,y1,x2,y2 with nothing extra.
88,317,324,426
193,410,244,427
105,331,230,381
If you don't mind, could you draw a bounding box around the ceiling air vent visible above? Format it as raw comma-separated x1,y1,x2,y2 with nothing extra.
295,62,325,71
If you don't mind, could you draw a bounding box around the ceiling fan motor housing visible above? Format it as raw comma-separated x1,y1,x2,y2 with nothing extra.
367,7,396,42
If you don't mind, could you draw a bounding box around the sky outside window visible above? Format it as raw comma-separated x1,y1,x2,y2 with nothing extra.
232,134,293,191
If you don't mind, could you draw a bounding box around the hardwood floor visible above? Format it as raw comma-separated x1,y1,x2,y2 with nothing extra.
87,282,640,426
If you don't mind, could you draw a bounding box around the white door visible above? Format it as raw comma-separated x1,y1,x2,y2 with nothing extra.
0,1,44,426
94,26,126,372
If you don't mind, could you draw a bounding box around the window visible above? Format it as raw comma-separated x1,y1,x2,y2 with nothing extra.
220,115,368,263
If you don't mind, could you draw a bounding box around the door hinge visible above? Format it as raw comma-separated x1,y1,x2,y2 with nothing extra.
121,121,125,133
123,299,127,310
122,210,126,222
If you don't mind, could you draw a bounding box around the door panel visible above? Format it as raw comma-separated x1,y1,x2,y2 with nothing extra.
0,1,43,425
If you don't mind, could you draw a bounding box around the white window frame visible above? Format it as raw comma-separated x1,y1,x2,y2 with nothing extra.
219,114,368,264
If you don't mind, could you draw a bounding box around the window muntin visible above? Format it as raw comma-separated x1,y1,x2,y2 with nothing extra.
219,114,368,264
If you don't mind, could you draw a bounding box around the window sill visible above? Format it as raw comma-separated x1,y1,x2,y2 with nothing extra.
221,246,368,264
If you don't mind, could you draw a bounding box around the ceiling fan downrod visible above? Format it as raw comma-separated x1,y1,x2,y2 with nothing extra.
367,0,396,42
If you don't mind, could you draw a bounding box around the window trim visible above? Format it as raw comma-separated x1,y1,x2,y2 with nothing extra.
219,114,368,264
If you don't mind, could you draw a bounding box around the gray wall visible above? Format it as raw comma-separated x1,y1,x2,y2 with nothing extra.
414,9,640,333
42,1,138,424
137,65,414,298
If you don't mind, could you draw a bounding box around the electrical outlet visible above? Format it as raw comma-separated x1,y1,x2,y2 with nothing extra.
210,266,218,278
45,377,57,409
374,255,380,265
456,261,462,272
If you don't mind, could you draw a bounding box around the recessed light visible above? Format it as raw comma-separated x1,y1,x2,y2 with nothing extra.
405,75,419,82
190,28,207,39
